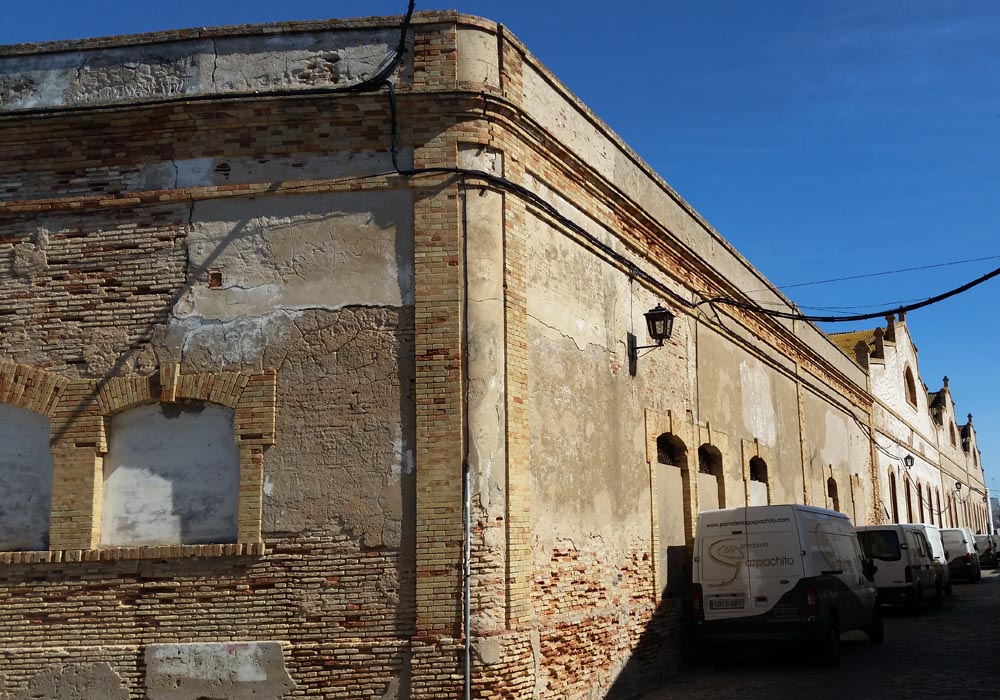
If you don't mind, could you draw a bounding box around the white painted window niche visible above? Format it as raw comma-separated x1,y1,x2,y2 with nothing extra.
100,401,240,548
0,403,54,551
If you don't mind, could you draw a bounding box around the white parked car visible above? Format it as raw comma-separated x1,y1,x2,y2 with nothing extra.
856,524,940,609
692,504,882,666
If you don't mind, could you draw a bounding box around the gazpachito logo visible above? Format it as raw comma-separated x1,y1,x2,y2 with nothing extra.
707,538,745,586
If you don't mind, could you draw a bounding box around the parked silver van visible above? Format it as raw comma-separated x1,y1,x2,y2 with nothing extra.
940,527,981,581
908,523,952,597
856,524,940,609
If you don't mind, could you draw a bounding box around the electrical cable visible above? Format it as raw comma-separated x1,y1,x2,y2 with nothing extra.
762,254,1000,292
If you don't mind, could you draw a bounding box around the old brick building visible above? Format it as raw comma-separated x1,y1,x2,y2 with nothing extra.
0,10,986,700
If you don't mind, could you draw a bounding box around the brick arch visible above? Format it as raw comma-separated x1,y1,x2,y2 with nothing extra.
0,361,69,417
94,364,276,446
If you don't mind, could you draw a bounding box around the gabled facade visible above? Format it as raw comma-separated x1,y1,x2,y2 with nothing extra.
830,314,988,532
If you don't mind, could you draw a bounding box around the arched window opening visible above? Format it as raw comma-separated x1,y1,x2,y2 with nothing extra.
904,367,918,407
888,471,899,523
917,483,925,523
827,477,840,513
904,477,914,523
0,404,53,551
749,457,768,484
949,423,957,447
657,433,687,468
101,401,240,547
936,489,943,527
697,444,726,510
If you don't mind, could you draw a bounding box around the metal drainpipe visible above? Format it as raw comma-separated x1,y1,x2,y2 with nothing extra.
460,181,472,700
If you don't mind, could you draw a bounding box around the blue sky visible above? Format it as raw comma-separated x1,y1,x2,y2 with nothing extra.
5,2,1000,495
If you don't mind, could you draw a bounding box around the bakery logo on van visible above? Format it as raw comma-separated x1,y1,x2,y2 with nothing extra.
708,540,795,570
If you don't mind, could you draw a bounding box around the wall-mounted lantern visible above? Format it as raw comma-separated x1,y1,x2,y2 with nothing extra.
903,454,914,468
628,303,675,376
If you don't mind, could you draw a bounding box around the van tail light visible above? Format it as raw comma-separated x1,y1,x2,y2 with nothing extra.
804,583,818,616
691,584,704,622
904,565,913,583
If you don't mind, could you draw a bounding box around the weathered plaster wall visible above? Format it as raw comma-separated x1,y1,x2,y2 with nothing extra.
0,404,53,551
525,212,645,551
696,325,803,504
101,402,240,546
0,26,410,112
145,642,295,700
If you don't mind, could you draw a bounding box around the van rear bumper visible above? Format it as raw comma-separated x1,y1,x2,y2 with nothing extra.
875,585,922,605
696,617,829,645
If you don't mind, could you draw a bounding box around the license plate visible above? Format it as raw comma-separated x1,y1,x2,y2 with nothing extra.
709,597,745,610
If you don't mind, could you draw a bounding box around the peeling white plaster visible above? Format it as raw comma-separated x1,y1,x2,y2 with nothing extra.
741,360,777,446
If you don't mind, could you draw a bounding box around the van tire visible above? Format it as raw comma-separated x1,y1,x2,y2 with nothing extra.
945,582,953,596
817,617,840,666
906,584,924,613
932,583,943,608
866,608,884,643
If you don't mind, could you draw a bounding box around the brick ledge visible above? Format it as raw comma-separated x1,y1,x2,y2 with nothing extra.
0,541,265,564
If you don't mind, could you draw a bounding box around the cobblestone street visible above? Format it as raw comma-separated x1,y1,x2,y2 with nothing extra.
637,570,1000,700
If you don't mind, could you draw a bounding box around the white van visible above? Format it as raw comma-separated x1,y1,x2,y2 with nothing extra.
941,527,981,581
692,504,882,665
856,524,940,609
908,523,952,597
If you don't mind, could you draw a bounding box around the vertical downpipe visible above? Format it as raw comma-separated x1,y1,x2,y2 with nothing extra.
460,180,472,700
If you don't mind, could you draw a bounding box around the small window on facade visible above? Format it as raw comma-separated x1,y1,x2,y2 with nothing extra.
950,423,957,447
904,367,917,407
101,401,240,547
917,483,925,523
827,477,840,512
749,456,768,483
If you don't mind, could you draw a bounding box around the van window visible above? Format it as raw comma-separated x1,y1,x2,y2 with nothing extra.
858,530,902,561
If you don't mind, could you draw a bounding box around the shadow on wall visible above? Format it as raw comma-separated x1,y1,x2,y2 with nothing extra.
603,594,691,700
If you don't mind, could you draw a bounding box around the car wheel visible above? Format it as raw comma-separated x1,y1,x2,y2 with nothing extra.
817,617,840,666
906,584,923,613
866,607,884,644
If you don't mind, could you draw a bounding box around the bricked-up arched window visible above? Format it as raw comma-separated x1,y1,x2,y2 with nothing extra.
0,404,53,551
888,470,899,522
698,443,726,509
904,367,918,407
905,477,914,522
827,477,840,513
101,401,240,547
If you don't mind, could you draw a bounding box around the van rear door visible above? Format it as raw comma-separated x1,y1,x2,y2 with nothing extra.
698,508,752,621
744,508,803,615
